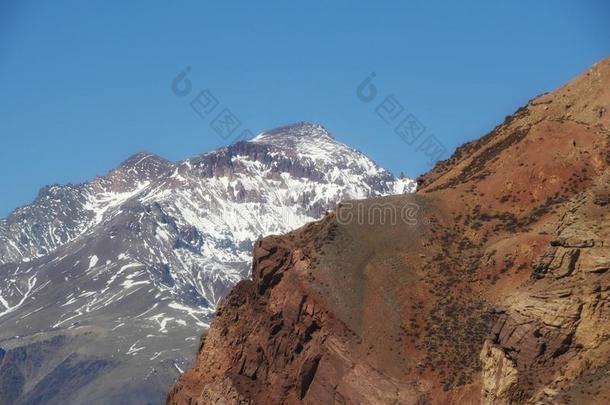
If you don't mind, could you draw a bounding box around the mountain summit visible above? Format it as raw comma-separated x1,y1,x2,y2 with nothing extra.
255,122,335,140
168,58,610,404
0,124,414,404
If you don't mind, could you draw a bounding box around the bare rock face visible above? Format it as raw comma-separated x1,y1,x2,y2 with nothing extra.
168,210,433,404
168,57,610,404
480,340,519,405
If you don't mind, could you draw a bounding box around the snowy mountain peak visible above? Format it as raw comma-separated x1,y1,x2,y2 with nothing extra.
248,123,383,178
119,151,170,167
116,152,174,176
252,121,333,142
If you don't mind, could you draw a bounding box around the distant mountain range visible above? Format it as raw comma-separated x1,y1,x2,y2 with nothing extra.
0,122,415,404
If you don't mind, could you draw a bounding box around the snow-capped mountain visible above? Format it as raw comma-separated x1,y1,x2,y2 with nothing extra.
0,122,415,404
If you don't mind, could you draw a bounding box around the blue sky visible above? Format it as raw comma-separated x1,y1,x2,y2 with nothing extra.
0,0,608,217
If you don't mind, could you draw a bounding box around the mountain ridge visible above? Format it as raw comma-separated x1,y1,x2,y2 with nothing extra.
0,122,413,266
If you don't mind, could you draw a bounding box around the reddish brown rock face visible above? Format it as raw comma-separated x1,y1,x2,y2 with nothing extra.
168,57,610,404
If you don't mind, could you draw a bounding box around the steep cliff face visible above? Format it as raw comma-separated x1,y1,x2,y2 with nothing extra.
168,57,610,404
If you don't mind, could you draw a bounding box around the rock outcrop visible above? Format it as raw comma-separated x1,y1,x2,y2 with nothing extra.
168,57,610,404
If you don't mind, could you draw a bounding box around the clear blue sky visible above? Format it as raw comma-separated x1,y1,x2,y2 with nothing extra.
1,0,608,217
